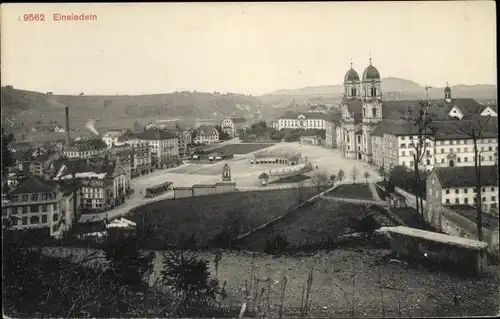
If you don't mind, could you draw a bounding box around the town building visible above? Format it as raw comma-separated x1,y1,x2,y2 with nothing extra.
324,119,337,148
86,146,134,190
102,129,125,148
336,60,497,167
63,138,107,159
193,125,220,144
2,176,77,238
276,112,328,130
135,130,179,169
56,161,128,214
426,165,498,210
220,117,249,137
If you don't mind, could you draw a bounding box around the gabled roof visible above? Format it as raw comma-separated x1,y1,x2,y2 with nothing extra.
9,176,59,195
232,117,247,123
196,125,218,135
66,138,107,152
433,165,498,188
279,112,327,120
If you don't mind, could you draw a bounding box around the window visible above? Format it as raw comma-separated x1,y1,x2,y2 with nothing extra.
22,195,28,201
401,136,406,140
441,148,444,153
439,141,443,145
482,197,486,202
401,144,406,148
455,189,459,194
53,213,59,222
31,194,38,201
489,146,493,151
30,216,40,224
464,198,469,204
491,188,495,192
492,196,496,201
464,157,468,162
464,189,468,193
482,188,486,192
457,148,461,153
441,158,445,163
473,189,477,193
402,151,406,156
22,217,28,225
450,140,455,145
402,161,406,166
455,198,460,204
481,147,485,152
457,157,461,163
489,156,493,161
41,215,47,223
446,189,450,194
42,204,48,212
22,206,28,214
53,203,58,211
464,147,468,152
445,199,450,204
30,205,39,213
426,159,431,165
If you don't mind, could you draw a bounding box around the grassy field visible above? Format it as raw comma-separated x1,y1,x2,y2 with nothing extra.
127,187,319,247
242,199,387,250
209,143,275,155
270,174,311,184
325,183,375,200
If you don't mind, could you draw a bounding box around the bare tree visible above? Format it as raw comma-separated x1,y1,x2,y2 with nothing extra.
337,169,345,182
351,166,359,184
363,172,371,184
453,114,495,241
401,100,438,224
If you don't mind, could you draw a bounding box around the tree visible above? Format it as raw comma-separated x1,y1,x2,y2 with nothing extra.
311,171,330,192
258,172,269,185
161,250,220,314
337,169,345,182
452,114,495,241
351,166,359,184
401,100,438,224
214,125,230,140
363,172,371,184
2,129,15,194
330,174,337,184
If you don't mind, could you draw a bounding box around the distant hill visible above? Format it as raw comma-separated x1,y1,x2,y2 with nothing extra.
261,77,497,103
1,86,265,135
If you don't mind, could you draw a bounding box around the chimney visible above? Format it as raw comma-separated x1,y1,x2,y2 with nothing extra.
64,106,70,145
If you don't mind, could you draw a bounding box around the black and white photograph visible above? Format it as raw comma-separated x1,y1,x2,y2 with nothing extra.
1,1,498,318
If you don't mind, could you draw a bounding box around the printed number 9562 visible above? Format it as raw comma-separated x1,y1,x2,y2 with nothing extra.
23,14,45,21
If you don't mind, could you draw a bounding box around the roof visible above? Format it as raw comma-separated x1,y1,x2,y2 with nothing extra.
174,187,194,190
196,125,217,135
66,138,107,152
344,68,360,82
371,119,433,137
433,165,498,188
214,182,236,186
279,112,328,120
136,129,177,140
232,117,247,123
9,176,59,195
433,119,498,140
362,64,380,81
378,226,488,250
71,220,107,235
444,204,499,230
117,131,137,142
192,184,216,188
56,179,79,196
102,130,123,138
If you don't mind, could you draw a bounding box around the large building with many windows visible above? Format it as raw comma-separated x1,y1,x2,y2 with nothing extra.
336,59,497,169
276,112,328,130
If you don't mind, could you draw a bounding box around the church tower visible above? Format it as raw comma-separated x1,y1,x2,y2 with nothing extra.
360,58,383,163
221,163,231,181
343,63,361,100
444,82,452,103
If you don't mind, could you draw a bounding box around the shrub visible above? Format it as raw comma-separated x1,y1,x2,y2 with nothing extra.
264,233,290,255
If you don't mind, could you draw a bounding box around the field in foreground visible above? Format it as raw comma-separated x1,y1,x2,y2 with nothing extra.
209,143,275,155
159,249,500,318
127,188,318,247
325,183,375,200
241,199,394,250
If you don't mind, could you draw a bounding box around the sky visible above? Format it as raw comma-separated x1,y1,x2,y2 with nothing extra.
1,2,497,96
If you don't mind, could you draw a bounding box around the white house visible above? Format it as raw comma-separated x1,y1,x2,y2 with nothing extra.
194,125,219,144
102,129,125,148
277,112,327,130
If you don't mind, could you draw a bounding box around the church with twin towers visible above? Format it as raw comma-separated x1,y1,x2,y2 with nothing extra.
336,58,491,172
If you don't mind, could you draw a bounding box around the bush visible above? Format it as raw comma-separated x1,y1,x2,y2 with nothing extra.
264,233,290,255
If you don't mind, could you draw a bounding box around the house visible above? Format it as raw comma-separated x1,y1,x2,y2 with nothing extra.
135,130,179,169
2,176,73,238
86,146,134,189
102,129,125,148
193,125,220,144
115,132,154,176
63,138,107,159
56,160,128,213
271,121,279,130
277,112,328,130
324,118,337,149
426,165,498,210
220,117,249,137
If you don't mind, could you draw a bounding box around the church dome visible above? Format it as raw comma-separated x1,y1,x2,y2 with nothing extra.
362,63,380,81
344,68,360,82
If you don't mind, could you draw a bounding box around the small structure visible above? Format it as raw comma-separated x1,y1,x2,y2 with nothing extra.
145,182,173,198
387,193,407,208
222,163,231,181
378,226,488,276
300,134,322,146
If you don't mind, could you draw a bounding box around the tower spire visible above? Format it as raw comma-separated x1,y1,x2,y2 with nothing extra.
350,57,353,69
369,52,372,65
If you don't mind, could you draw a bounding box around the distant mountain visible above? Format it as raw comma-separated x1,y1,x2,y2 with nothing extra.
261,77,497,102
1,86,265,133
